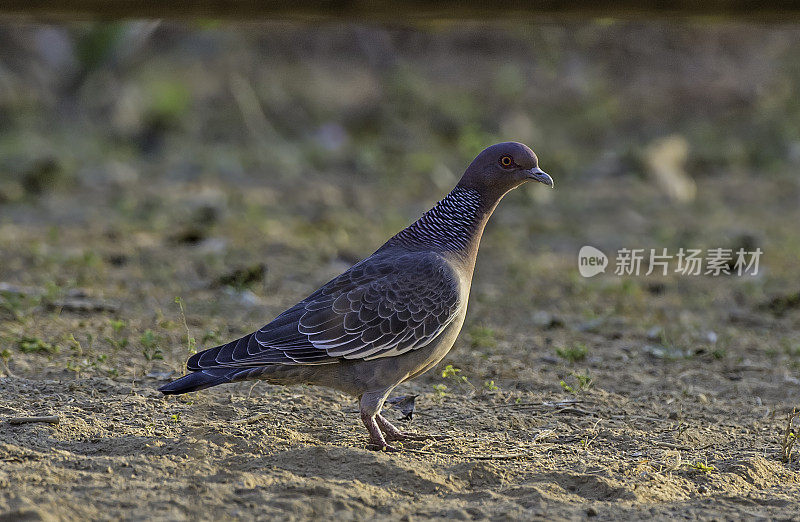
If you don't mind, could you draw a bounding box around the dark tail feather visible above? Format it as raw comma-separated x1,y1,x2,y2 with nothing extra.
158,368,242,395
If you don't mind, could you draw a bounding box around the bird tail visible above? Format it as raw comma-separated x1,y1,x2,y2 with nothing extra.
158,368,245,395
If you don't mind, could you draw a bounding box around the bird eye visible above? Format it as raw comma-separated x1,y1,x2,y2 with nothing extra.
500,155,513,167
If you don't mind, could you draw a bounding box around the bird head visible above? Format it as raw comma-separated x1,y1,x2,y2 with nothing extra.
457,142,553,197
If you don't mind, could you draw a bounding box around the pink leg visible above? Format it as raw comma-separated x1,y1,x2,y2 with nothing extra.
360,390,398,452
361,410,398,452
376,414,407,441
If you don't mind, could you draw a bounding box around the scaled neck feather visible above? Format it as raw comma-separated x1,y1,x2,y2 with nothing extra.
389,187,494,262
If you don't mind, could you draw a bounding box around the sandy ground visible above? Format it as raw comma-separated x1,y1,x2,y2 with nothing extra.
2,171,800,519
2,363,800,520
2,22,800,521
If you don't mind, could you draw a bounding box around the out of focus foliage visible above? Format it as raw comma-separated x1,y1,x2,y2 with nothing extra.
1,22,799,375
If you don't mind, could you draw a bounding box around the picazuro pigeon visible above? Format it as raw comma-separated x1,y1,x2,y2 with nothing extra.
160,142,553,451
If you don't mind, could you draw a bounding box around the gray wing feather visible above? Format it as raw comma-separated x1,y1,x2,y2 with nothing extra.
187,251,461,370
294,252,460,360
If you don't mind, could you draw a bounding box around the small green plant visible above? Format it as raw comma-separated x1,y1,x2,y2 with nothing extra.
108,318,126,334
175,297,197,355
106,335,129,350
688,461,716,473
484,380,500,392
441,363,476,393
574,372,593,390
442,364,466,382
432,384,448,398
104,319,129,351
170,412,181,423
560,371,594,395
555,343,588,363
65,359,86,375
468,326,497,349
68,333,83,356
201,328,222,345
782,339,800,358
140,329,163,361
0,292,28,321
18,336,59,354
0,348,12,374
580,429,599,450
781,409,799,464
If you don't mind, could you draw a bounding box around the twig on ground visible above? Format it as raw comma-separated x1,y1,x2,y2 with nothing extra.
496,399,583,409
554,407,595,416
402,447,532,460
609,414,665,423
7,416,60,425
651,441,694,451
467,452,531,460
401,447,439,456
233,413,270,425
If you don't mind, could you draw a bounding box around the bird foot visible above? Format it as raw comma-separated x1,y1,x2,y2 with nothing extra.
394,432,444,442
362,411,401,452
366,441,400,452
390,432,451,442
376,414,446,442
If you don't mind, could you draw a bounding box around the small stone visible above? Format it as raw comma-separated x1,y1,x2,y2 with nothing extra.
586,507,598,517
647,326,663,340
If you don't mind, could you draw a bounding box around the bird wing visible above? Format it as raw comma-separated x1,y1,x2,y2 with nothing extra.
187,251,462,370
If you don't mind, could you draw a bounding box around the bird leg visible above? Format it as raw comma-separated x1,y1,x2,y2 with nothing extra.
361,390,444,449
375,413,407,441
361,410,398,452
360,391,398,452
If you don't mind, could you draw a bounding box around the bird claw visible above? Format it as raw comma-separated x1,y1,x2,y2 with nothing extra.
365,409,445,450
389,432,449,442
366,442,400,452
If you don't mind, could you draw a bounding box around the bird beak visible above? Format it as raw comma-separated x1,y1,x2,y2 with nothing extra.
526,167,554,188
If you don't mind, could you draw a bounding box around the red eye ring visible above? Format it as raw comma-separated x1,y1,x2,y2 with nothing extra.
500,155,513,167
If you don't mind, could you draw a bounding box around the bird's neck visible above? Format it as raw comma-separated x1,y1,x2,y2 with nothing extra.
389,187,500,269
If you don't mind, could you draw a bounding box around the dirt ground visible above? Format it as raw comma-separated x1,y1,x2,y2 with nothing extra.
2,22,800,521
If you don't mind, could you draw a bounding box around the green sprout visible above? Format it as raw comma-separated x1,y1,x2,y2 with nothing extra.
688,461,716,473
18,336,59,354
432,384,448,398
442,364,467,383
484,380,500,392
140,329,163,361
555,343,588,363
108,318,126,334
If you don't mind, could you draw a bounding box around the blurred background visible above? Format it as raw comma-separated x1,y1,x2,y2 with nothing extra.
1,20,799,394
4,20,800,519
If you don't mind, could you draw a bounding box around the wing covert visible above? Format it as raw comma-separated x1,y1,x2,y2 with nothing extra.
188,252,462,369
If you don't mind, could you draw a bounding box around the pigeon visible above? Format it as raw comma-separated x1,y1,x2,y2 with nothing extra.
159,142,553,451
